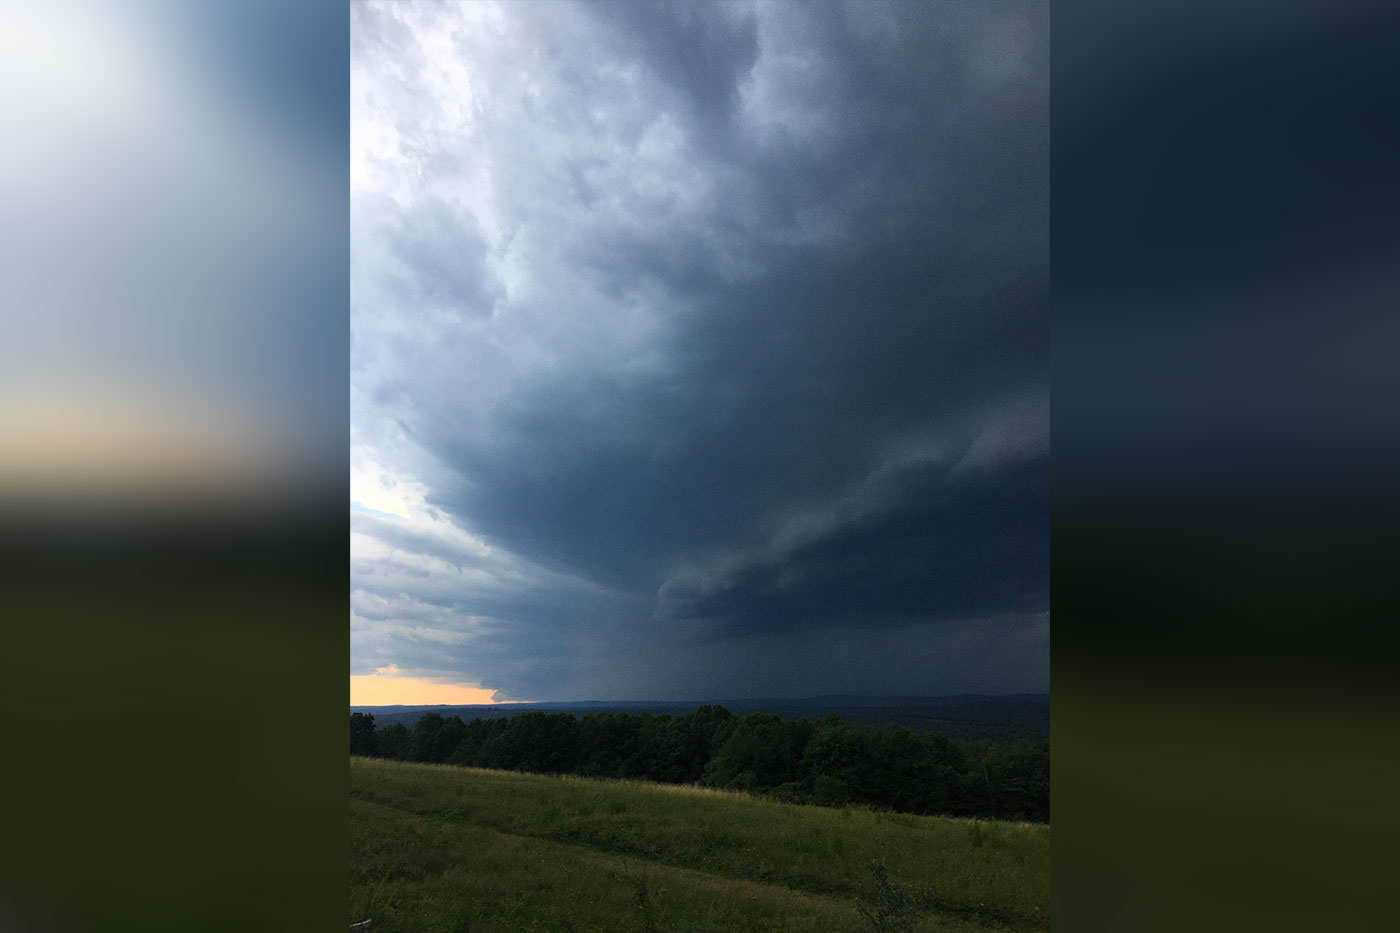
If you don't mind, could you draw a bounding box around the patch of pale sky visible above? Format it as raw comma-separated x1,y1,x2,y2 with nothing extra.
350,667,499,706
349,440,429,518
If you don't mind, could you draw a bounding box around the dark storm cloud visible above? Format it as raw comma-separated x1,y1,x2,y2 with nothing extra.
414,1,1046,587
585,0,759,131
351,1,1047,699
655,452,1049,637
422,249,1046,595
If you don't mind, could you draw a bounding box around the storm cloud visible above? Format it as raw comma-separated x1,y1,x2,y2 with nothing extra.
351,0,1047,700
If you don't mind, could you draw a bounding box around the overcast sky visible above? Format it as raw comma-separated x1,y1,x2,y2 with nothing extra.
350,0,1047,702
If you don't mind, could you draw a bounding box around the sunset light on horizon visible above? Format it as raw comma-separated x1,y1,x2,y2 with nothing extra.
350,665,509,706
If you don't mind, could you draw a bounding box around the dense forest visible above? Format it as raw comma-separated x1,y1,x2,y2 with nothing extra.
350,706,1048,822
353,694,1050,743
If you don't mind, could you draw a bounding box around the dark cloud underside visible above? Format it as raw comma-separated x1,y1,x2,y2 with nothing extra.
351,0,1047,700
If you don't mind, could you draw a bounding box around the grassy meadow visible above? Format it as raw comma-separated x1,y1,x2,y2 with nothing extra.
351,757,1049,932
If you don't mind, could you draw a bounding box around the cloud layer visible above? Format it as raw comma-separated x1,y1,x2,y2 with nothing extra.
351,0,1048,700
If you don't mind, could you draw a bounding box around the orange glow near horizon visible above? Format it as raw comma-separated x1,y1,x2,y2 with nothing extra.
350,665,502,706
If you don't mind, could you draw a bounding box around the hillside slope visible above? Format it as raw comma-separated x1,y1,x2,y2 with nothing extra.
351,757,1049,932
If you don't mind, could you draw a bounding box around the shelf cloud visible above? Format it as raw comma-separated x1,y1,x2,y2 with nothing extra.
351,0,1048,700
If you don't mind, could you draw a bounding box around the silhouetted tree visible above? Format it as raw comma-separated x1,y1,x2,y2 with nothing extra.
350,713,377,756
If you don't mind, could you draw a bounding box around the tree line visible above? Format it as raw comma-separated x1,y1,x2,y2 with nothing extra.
350,706,1048,822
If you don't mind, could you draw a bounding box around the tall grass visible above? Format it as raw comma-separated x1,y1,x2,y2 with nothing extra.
351,757,1048,931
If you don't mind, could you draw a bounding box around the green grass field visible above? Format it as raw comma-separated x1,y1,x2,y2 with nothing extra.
351,757,1049,932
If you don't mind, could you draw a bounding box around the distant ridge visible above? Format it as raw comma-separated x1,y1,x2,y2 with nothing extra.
350,694,1049,744
351,693,1048,711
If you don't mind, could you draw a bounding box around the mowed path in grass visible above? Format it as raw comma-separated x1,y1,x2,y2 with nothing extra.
351,757,1049,932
